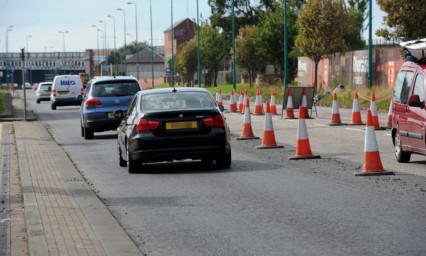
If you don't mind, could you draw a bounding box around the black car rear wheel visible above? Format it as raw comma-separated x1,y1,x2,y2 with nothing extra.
127,144,138,173
119,145,127,167
394,133,411,163
216,150,231,169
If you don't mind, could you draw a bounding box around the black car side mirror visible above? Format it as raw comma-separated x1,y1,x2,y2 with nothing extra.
114,110,125,119
408,95,425,108
218,105,225,112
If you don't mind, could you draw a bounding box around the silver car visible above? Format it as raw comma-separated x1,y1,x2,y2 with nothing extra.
36,82,52,103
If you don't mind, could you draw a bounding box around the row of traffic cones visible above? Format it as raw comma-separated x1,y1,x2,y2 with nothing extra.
220,89,391,130
234,95,393,175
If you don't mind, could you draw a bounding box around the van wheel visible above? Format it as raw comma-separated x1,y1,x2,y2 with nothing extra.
84,127,94,140
395,133,411,163
51,104,56,110
36,99,40,104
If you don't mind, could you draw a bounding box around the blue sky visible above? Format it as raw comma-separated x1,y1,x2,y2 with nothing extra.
1,0,387,53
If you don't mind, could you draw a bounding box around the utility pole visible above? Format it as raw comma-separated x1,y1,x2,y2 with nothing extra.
368,0,373,89
21,49,27,121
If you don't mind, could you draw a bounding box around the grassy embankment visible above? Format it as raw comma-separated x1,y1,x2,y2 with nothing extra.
154,83,393,111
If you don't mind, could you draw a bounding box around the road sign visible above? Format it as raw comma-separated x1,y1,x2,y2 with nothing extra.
166,69,170,77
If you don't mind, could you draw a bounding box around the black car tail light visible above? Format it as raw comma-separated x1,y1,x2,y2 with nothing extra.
203,115,224,127
86,99,102,106
213,114,225,127
136,118,160,132
203,117,214,127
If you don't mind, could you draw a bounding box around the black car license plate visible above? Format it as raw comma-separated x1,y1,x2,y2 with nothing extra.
166,121,197,130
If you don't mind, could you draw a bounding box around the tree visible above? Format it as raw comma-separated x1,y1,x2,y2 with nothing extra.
376,0,426,41
257,0,301,82
345,0,367,50
199,21,228,87
235,25,267,87
208,0,274,48
296,0,349,88
174,40,198,87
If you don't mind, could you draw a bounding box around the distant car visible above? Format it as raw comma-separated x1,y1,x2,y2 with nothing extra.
80,76,141,140
115,87,231,173
392,42,426,162
36,82,53,103
22,82,31,89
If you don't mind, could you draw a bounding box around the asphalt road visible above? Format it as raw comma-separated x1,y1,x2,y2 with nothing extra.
18,89,426,256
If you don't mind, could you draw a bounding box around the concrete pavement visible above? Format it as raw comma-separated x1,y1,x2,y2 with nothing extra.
1,91,143,256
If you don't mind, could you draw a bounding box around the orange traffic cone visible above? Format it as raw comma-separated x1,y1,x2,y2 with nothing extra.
285,89,295,119
237,98,259,140
301,88,310,119
238,90,244,112
384,101,393,129
270,89,278,115
229,89,237,112
354,109,394,176
253,89,264,115
370,92,384,130
349,92,363,125
329,92,346,126
242,90,248,113
216,89,223,106
257,102,284,149
289,106,321,160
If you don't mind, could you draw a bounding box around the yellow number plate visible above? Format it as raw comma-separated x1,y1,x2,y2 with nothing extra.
108,112,125,118
58,91,69,95
166,121,197,130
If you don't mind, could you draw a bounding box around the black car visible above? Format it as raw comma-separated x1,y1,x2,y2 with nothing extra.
115,87,231,173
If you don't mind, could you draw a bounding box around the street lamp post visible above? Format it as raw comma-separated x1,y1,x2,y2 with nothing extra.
117,8,127,76
196,0,201,87
127,2,139,80
26,34,32,85
99,20,108,75
232,0,236,90
44,46,53,81
5,25,13,85
108,15,117,75
91,25,100,77
171,0,174,87
150,0,154,88
58,31,69,75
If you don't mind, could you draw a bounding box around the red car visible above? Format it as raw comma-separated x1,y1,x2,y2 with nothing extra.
392,59,426,162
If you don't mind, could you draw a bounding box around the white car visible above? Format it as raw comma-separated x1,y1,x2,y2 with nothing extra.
22,82,31,89
36,82,53,103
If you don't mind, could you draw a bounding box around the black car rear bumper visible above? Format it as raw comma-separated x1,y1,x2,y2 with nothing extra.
128,131,231,163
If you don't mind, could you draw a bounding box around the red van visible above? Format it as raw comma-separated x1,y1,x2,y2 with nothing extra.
392,59,426,162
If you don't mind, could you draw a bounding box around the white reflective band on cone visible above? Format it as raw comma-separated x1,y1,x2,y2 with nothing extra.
364,126,379,152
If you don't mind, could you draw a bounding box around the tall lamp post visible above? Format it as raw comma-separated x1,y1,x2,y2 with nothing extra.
149,0,154,88
99,20,108,75
5,25,13,85
91,25,100,77
171,0,174,87
196,0,201,87
232,0,236,90
127,2,139,80
107,15,117,75
26,34,32,85
44,46,53,81
117,8,127,76
58,30,69,75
